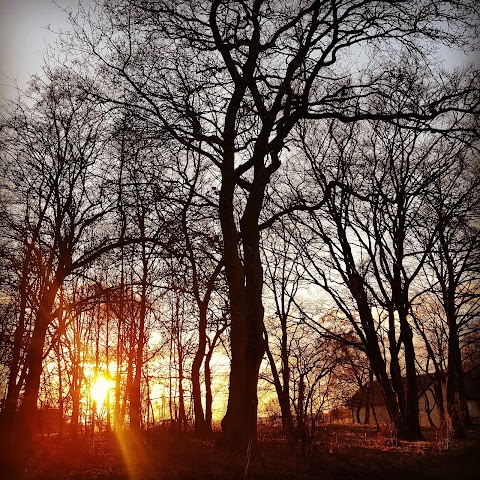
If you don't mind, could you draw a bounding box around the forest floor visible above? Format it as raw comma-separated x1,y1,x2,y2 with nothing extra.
23,423,480,480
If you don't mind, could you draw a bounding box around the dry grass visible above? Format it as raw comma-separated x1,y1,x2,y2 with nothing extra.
24,424,480,480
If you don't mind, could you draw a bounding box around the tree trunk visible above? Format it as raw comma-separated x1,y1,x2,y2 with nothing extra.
70,321,82,437
364,402,370,425
401,318,424,440
57,342,64,438
123,343,134,425
364,369,374,424
3,238,38,431
12,285,58,478
220,163,266,450
439,229,470,438
433,375,447,428
349,273,404,431
192,303,208,433
178,357,187,432
114,335,122,431
264,328,293,434
130,248,148,432
387,308,406,419
356,404,362,424
447,320,467,438
204,345,213,432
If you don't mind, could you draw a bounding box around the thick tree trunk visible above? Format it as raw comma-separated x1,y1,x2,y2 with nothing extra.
10,285,58,478
1,276,30,479
12,320,49,477
279,389,294,433
348,273,423,440
280,314,293,433
220,159,266,450
221,292,264,451
3,240,38,433
350,274,402,422
220,301,250,448
387,308,406,419
433,375,447,428
439,231,469,438
4,307,27,424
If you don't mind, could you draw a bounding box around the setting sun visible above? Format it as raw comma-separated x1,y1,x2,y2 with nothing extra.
90,375,114,412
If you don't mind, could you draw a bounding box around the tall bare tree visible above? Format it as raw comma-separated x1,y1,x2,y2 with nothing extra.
420,147,480,437
61,0,479,449
0,69,124,475
293,86,477,440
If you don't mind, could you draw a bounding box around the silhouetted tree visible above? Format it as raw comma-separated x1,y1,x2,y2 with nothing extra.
293,77,477,440
64,0,479,449
420,147,480,437
0,69,125,475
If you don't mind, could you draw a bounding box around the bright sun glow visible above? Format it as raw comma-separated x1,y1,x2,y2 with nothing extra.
90,375,114,412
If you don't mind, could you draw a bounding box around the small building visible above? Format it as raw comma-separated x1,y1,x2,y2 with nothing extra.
348,374,447,428
464,370,480,425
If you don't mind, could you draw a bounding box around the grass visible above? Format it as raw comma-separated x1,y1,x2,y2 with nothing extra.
24,423,480,480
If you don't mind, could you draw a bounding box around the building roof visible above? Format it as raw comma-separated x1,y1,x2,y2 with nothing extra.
348,374,436,407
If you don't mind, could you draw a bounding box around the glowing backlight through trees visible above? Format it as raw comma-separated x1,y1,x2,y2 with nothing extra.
90,375,114,413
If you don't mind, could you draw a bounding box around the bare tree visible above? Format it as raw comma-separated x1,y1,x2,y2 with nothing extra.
15,0,477,449
0,69,126,474
262,224,303,435
61,0,480,449
177,159,225,433
419,147,480,437
293,79,477,440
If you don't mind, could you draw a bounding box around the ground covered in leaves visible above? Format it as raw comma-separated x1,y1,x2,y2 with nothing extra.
25,424,480,480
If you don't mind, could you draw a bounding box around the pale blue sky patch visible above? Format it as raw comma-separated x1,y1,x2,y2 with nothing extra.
0,1,478,105
0,0,85,102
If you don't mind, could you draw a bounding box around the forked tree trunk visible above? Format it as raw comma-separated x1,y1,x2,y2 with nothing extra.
264,329,293,434
220,160,266,450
